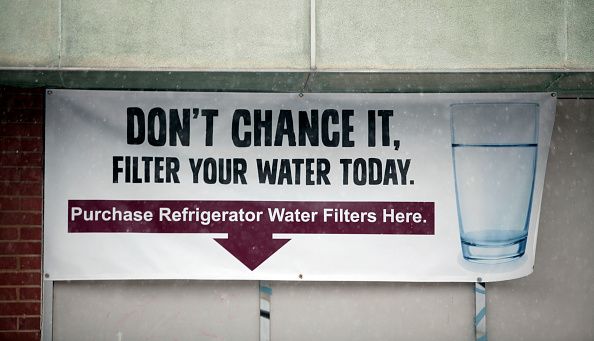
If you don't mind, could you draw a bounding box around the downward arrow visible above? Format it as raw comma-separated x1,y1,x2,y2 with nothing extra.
214,228,291,271
69,200,434,271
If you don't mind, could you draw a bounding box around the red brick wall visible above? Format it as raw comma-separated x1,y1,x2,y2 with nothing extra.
0,88,43,341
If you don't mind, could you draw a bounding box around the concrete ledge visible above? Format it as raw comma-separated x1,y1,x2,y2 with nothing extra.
0,70,593,96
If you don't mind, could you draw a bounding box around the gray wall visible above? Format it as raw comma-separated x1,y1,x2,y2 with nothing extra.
1,0,594,70
51,98,594,340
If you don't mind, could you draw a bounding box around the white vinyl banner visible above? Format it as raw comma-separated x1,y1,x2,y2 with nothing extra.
44,90,556,282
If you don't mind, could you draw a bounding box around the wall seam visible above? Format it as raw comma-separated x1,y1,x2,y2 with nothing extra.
564,0,569,67
57,0,62,69
58,0,66,87
310,0,316,70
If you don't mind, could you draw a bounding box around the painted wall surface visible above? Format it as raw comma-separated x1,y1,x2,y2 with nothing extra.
1,0,593,70
51,99,594,340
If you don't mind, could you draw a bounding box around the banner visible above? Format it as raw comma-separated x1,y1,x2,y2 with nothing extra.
44,90,556,282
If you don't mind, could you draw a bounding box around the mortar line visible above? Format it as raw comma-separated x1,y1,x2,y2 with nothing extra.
564,0,568,67
58,0,62,69
310,0,316,70
57,0,66,87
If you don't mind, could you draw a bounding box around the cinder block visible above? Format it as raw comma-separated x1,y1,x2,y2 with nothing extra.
316,0,566,70
60,0,310,69
566,0,594,68
0,0,60,67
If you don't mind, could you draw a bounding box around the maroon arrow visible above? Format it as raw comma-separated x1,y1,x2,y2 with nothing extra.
68,200,434,270
214,226,291,271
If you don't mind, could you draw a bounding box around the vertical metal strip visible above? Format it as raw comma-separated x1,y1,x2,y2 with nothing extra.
42,280,53,341
259,281,272,341
475,282,487,341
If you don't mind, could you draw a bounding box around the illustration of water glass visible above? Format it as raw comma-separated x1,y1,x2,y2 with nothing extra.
451,103,538,263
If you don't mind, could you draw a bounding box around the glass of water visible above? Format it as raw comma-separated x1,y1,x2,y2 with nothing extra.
451,103,538,263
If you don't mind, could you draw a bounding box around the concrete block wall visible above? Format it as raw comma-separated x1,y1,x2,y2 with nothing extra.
1,0,593,71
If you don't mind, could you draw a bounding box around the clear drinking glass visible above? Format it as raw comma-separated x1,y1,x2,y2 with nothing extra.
451,103,538,263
